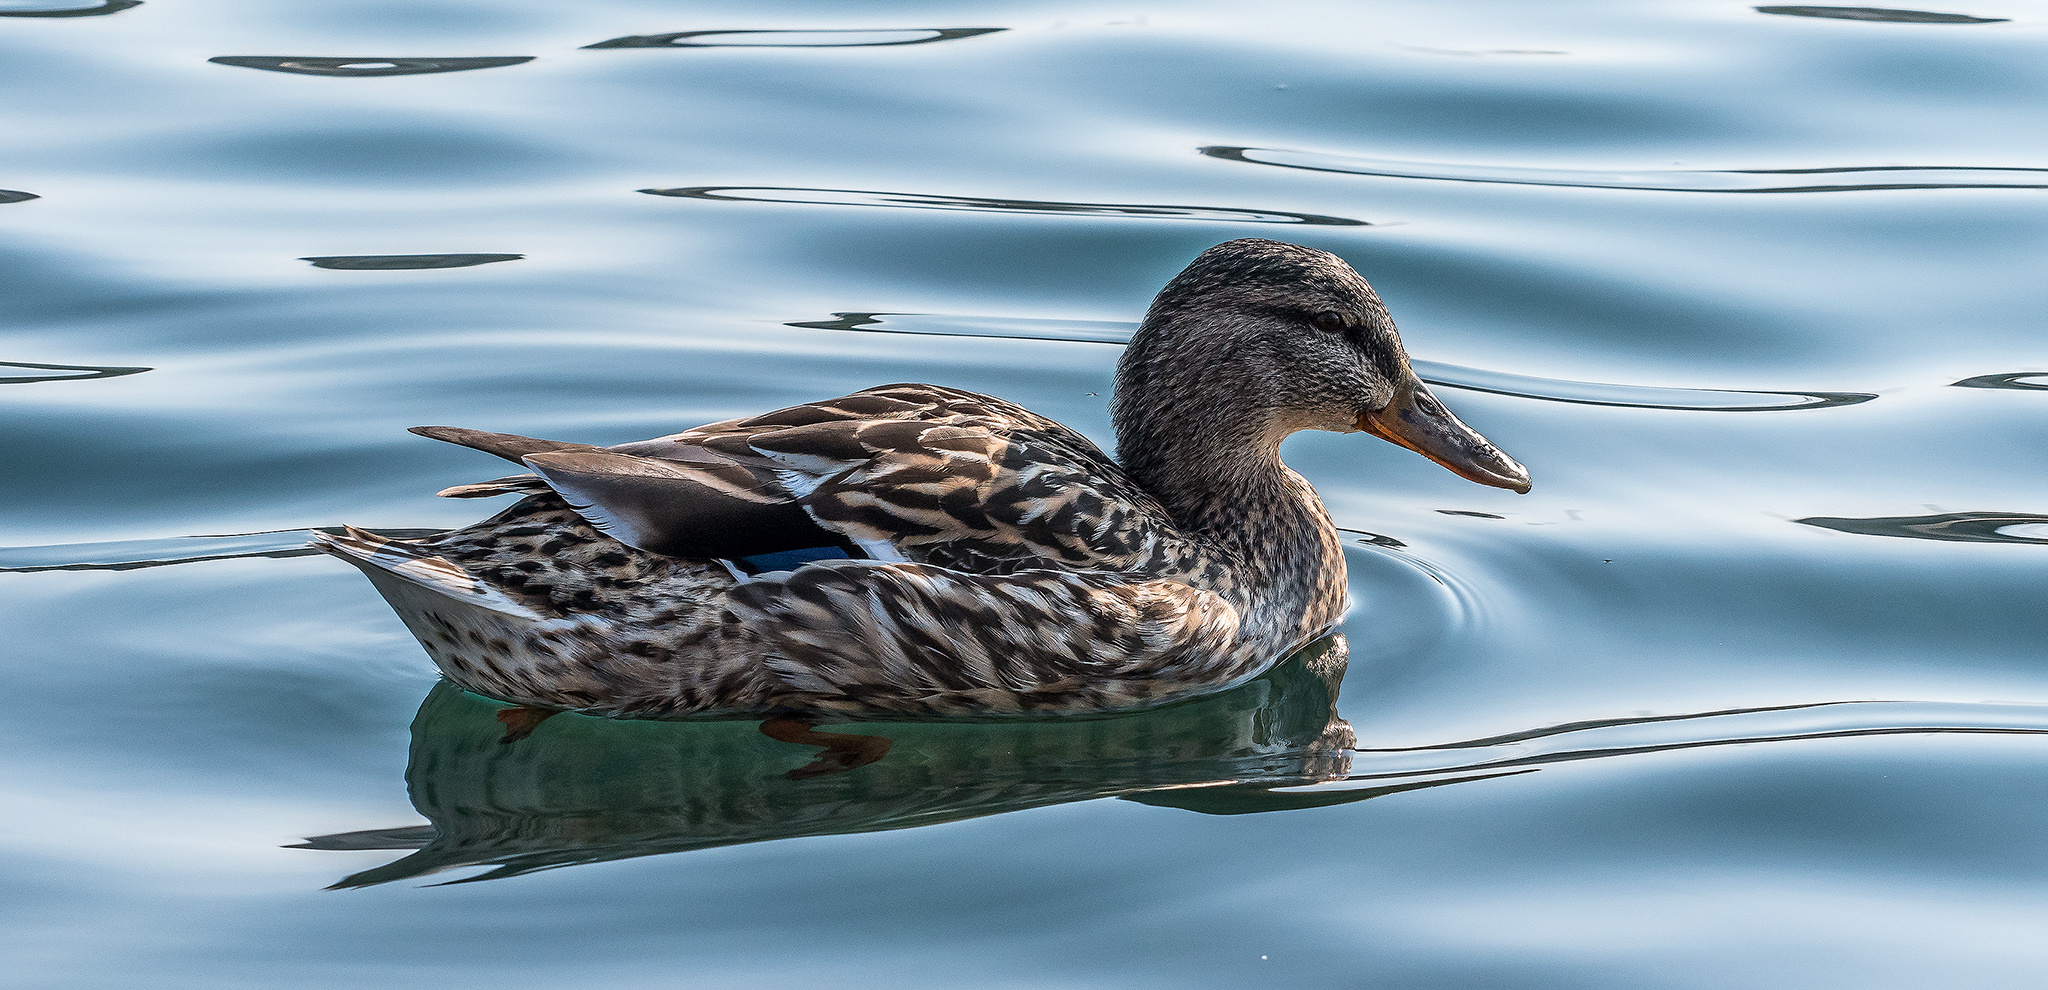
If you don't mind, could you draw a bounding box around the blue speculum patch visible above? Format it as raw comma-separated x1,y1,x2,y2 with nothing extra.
734,545,855,574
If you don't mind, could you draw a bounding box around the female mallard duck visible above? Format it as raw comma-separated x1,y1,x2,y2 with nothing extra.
317,238,1528,757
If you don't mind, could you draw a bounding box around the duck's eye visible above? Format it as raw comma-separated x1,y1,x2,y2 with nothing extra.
1311,310,1347,334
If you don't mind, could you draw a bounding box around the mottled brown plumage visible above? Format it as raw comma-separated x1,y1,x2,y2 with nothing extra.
316,238,1529,725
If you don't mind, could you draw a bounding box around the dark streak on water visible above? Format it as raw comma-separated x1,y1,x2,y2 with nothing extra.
1755,5,2011,23
0,190,38,204
1336,527,1408,549
643,186,1368,225
0,529,444,572
301,253,525,270
1952,372,2048,391
0,360,150,384
786,312,1878,411
0,0,138,17
1796,512,2048,545
1202,146,2048,193
584,27,1006,50
1428,364,1876,411
208,56,536,77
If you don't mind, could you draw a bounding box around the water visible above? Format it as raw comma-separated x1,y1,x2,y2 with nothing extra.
3,1,2045,985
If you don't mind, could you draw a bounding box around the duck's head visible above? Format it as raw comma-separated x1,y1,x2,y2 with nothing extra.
1114,238,1530,494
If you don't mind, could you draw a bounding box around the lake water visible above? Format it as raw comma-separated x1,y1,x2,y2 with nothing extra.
4,1,2046,986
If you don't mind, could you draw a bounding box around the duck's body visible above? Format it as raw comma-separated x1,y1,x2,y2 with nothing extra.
318,239,1528,729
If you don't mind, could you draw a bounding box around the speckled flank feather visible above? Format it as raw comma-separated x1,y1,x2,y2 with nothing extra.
319,239,1527,721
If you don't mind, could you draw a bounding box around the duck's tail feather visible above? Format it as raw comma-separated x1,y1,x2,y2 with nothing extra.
436,473,551,499
408,426,608,466
312,525,541,619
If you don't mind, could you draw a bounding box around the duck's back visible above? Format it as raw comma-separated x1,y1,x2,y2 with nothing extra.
519,383,1202,579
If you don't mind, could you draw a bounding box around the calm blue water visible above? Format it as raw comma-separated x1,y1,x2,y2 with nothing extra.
5,1,2047,986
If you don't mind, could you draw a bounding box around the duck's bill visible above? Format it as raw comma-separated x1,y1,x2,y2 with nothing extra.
1358,381,1532,494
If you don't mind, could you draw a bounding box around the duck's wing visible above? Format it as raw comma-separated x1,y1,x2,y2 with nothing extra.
714,384,1186,571
410,424,836,560
414,385,1192,573
730,560,1258,716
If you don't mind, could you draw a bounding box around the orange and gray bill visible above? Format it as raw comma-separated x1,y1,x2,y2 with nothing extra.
1359,379,1532,493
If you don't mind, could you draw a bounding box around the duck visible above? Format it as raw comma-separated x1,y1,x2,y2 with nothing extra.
315,238,1529,768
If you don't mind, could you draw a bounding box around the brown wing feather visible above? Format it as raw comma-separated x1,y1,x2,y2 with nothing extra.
414,384,1198,576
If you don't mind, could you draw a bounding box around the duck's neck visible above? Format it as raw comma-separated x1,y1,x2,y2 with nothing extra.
1112,357,1347,640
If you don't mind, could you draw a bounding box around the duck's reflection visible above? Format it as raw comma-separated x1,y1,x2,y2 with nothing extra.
297,636,1469,887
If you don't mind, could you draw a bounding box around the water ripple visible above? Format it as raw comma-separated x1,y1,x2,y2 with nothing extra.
644,186,1367,225
1,190,38,204
585,27,1004,50
1331,700,2048,786
1952,372,2048,391
0,0,138,17
1755,5,2010,24
208,56,534,77
0,528,440,573
301,253,523,270
786,312,1876,411
1202,146,2048,193
290,685,2048,886
1795,511,2048,545
1426,361,1875,411
0,360,149,385
1337,527,1407,550
785,311,1136,343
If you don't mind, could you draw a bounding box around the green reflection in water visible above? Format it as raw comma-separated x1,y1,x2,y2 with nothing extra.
298,637,1487,887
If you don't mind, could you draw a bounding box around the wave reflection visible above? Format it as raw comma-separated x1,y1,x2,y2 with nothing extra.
293,668,2048,887
1952,372,2048,391
1,190,38,204
1202,146,2048,193
786,312,1875,411
0,528,441,573
786,311,1137,343
1424,361,1875,411
644,186,1367,225
0,0,139,17
208,56,534,77
1325,700,2048,785
586,27,1004,50
0,360,149,385
301,253,523,270
1795,511,2048,545
296,637,1368,887
1755,6,2010,23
